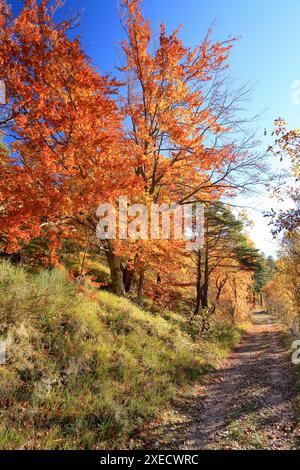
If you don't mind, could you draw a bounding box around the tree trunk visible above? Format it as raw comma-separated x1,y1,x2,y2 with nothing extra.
232,277,238,320
202,242,209,309
194,250,203,316
123,265,135,293
202,283,209,309
137,270,145,306
106,252,125,296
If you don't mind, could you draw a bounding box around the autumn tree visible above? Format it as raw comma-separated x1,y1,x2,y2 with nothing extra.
0,0,139,264
264,118,300,330
265,232,300,333
192,203,259,329
0,0,266,303
253,254,274,306
103,0,264,298
267,118,300,234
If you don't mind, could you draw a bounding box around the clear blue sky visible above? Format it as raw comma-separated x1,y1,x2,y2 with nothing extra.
10,0,300,129
9,0,300,255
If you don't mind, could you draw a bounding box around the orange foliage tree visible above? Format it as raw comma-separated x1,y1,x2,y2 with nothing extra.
101,0,261,298
0,0,139,261
0,0,264,308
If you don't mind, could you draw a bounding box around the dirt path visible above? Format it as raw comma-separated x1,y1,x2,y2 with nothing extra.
141,313,300,450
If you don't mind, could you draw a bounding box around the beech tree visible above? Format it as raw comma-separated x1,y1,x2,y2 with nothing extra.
0,0,139,262
0,0,266,303
101,0,264,297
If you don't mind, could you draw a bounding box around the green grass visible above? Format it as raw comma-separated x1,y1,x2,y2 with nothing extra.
225,414,268,449
0,261,244,449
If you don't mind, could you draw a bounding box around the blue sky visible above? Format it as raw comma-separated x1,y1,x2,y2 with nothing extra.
10,0,300,256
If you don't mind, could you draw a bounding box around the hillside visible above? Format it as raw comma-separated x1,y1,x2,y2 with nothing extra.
0,261,243,450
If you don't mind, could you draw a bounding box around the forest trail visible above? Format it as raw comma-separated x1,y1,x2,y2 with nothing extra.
142,313,300,450
183,312,299,449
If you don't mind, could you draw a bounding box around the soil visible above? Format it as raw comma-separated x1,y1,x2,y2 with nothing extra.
139,313,300,450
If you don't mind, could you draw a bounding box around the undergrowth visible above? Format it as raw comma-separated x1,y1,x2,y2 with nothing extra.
0,261,244,449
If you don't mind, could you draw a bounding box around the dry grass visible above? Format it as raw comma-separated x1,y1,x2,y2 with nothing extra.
0,261,243,449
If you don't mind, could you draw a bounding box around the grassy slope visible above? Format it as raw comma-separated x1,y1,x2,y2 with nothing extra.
0,261,244,450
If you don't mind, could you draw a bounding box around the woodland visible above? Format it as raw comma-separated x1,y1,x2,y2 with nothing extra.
0,0,299,451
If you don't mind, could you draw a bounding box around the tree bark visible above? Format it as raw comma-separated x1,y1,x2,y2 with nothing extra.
137,270,145,306
123,265,135,293
202,244,209,309
194,250,203,316
106,251,125,296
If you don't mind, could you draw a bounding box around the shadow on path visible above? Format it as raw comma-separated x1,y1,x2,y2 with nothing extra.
140,313,300,450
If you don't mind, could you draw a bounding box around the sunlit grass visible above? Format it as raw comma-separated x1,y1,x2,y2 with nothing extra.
0,261,243,449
